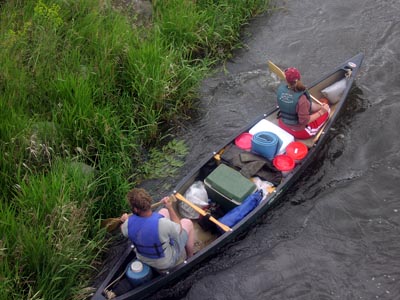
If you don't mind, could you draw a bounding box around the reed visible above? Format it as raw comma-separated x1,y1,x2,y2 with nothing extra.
0,161,103,300
0,0,270,299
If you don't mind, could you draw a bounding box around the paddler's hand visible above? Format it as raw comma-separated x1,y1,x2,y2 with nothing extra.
120,213,129,223
320,103,330,114
161,196,174,209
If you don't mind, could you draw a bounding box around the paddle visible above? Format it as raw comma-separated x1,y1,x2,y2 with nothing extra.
174,193,232,232
101,200,165,232
312,106,335,145
267,60,323,105
102,193,232,233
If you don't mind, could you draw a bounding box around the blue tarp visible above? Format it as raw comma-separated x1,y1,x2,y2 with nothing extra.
218,190,263,229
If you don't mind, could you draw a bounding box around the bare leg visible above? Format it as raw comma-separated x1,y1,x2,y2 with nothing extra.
158,208,170,218
160,208,195,258
180,218,195,258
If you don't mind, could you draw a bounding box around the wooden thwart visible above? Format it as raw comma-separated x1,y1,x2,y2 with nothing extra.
174,193,232,232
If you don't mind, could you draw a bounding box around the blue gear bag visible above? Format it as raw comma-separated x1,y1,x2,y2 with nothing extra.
218,190,263,229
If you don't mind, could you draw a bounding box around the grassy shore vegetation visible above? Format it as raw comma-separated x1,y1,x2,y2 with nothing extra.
0,0,270,299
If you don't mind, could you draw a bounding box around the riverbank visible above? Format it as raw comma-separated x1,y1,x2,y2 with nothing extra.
0,1,270,299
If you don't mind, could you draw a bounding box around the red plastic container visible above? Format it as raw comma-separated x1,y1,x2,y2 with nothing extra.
235,133,253,151
285,141,308,163
273,154,295,176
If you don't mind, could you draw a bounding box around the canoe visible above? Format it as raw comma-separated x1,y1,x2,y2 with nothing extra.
91,53,364,300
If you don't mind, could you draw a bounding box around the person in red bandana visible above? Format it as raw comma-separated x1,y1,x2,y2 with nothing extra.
276,67,330,139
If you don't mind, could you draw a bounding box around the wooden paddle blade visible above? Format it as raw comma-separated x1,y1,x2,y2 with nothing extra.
267,60,285,80
101,218,122,232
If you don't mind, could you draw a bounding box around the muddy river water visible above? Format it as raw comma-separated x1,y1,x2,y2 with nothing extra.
145,0,400,299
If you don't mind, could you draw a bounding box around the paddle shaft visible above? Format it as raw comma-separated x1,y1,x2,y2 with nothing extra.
267,60,323,105
101,200,164,231
123,200,165,218
174,193,232,232
103,194,233,233
312,107,335,145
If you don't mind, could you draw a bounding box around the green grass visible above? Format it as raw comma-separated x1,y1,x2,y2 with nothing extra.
0,0,270,299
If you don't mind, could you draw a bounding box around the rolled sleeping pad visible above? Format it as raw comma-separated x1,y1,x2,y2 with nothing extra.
251,131,282,160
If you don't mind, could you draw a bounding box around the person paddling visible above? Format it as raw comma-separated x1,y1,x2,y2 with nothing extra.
120,188,195,271
276,67,330,139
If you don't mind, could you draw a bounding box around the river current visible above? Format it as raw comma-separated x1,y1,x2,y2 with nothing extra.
146,0,400,299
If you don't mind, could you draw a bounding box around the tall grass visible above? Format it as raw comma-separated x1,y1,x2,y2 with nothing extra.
0,0,270,299
1,161,103,299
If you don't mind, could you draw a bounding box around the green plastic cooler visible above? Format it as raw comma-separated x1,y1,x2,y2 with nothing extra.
204,164,257,211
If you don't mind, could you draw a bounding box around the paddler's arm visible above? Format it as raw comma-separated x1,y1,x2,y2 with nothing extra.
120,213,129,223
308,104,329,122
161,196,182,231
120,213,129,237
298,96,330,124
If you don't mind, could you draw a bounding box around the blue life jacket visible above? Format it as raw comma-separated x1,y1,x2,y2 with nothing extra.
277,84,311,125
127,213,165,259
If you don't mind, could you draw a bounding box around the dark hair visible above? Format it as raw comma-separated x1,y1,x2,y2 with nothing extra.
288,80,307,92
127,188,152,212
